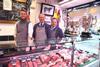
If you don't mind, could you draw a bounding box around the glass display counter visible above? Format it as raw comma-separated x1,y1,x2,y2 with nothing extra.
63,34,100,67
0,34,99,67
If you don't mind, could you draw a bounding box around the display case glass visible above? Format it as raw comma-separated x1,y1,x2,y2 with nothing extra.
0,34,99,67
63,34,100,67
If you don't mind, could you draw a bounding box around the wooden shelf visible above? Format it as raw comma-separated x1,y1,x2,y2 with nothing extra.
0,20,16,24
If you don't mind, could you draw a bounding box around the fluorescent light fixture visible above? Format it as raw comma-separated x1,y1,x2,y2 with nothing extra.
94,4,97,6
16,0,27,3
73,8,77,11
59,0,73,5
60,0,95,8
68,9,72,11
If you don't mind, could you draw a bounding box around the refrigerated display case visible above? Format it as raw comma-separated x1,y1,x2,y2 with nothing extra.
0,34,99,67
63,34,100,67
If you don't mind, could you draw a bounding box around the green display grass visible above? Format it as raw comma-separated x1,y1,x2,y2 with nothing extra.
78,58,96,67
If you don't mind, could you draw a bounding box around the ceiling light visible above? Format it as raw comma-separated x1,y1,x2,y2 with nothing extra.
58,0,73,5
94,4,97,6
73,8,77,11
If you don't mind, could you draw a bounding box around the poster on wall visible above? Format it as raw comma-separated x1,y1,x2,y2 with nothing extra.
3,0,12,10
41,3,55,16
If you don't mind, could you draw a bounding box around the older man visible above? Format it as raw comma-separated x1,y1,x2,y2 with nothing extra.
33,14,51,48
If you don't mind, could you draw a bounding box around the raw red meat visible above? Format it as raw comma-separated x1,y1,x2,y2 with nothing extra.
55,61,66,67
39,63,48,67
50,53,59,61
73,62,80,67
27,60,34,67
8,60,21,67
20,60,29,67
73,64,77,67
8,63,15,67
39,54,51,63
35,58,42,65
8,61,15,67
32,61,38,67
16,60,21,67
51,55,59,61
44,55,51,63
65,59,70,65
21,62,29,67
83,56,89,63
50,64,58,67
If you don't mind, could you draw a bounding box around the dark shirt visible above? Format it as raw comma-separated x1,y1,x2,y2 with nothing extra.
50,26,64,39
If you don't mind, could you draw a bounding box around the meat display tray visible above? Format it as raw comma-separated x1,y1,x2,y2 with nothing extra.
0,36,99,67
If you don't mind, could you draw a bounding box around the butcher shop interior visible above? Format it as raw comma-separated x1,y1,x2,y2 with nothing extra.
0,0,100,67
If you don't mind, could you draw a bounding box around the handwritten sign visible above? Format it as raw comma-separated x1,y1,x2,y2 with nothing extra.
3,0,12,10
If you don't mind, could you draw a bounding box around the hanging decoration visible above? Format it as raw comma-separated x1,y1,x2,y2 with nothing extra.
53,8,61,21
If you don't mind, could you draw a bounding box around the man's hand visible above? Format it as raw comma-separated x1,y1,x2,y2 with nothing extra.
28,37,34,46
43,45,51,50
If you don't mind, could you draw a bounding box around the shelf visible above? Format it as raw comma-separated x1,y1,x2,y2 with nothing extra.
0,20,16,24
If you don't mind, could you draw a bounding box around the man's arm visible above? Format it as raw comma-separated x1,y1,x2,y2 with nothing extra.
58,28,64,38
28,23,33,39
45,24,51,39
32,23,38,39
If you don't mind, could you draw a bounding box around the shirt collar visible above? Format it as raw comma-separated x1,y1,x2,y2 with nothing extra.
51,26,57,30
39,22,44,25
39,22,45,27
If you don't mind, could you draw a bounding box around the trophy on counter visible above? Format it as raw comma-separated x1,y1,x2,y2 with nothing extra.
80,13,94,40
